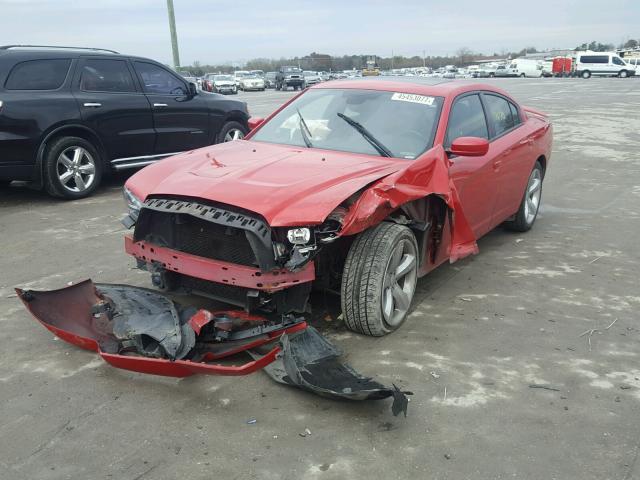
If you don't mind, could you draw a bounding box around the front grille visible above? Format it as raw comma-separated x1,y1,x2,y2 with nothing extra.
174,215,257,266
135,210,258,267
134,197,276,270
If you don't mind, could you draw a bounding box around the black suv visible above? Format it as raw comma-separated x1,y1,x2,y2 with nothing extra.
275,66,305,91
0,46,250,198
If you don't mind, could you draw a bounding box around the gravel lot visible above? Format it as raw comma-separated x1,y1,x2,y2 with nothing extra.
1,78,639,480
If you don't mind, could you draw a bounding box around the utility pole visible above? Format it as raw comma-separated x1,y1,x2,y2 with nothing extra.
391,49,394,70
423,50,426,68
166,0,180,69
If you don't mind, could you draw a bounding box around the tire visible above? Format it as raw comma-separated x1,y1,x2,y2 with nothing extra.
504,161,543,232
43,136,102,199
341,223,419,336
489,72,495,78
581,70,591,79
619,70,628,78
216,121,248,143
520,73,526,77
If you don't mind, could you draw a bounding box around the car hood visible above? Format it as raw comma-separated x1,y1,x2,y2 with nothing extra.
126,140,406,226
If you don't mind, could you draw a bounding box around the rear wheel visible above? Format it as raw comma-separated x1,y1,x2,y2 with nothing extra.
504,161,543,232
44,136,102,199
217,121,248,143
582,70,591,79
341,223,419,336
520,73,526,77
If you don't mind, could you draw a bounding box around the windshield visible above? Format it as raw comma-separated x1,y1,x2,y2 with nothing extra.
251,88,443,159
214,75,233,81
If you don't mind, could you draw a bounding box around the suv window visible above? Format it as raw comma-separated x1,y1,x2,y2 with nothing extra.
134,62,187,95
446,94,488,146
612,56,625,66
483,94,518,137
80,59,136,92
5,59,71,90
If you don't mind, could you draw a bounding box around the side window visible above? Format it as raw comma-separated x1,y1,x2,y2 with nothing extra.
445,94,488,146
80,59,136,92
134,62,187,95
483,94,516,137
5,59,71,90
612,57,624,66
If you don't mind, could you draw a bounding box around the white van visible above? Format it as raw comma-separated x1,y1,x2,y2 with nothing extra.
510,58,544,77
574,52,636,78
624,57,640,71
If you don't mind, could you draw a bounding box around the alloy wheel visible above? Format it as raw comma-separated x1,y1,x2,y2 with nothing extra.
56,146,96,193
524,167,542,225
224,129,245,142
381,238,418,327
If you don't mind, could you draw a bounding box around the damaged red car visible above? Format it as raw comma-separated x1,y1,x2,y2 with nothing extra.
17,78,551,414
122,78,552,335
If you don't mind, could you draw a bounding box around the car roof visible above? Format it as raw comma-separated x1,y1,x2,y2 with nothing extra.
312,77,513,99
0,45,120,59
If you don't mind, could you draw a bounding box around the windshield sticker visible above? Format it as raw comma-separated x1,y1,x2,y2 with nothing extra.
391,93,435,106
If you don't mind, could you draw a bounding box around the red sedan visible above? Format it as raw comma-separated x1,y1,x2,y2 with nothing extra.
123,79,552,336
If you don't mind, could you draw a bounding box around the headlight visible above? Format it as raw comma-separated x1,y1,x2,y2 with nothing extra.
122,186,142,226
287,227,311,244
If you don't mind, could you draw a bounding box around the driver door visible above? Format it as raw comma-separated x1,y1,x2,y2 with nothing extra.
445,93,499,238
133,61,211,154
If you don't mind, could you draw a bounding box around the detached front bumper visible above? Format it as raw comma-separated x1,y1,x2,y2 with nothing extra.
16,280,411,415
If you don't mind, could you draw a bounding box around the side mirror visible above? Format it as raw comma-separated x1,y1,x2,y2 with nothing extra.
248,117,265,131
188,82,197,96
449,136,489,157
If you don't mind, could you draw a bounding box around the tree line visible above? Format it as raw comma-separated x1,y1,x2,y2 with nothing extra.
183,40,640,75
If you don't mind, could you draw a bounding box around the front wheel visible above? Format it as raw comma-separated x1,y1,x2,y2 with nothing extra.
504,161,543,232
44,136,102,199
341,223,419,336
217,121,248,143
619,70,628,78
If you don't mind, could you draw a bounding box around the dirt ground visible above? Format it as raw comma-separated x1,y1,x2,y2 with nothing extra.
1,77,639,480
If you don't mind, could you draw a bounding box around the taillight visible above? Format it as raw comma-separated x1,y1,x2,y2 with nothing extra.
0,100,3,112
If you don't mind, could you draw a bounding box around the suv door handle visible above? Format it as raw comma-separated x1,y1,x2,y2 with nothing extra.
83,102,102,107
153,103,168,107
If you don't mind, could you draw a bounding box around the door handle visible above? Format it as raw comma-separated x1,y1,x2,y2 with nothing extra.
153,103,168,107
83,102,102,107
519,137,533,146
493,159,502,170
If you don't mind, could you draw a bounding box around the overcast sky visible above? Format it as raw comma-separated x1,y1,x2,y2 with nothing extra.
2,0,638,65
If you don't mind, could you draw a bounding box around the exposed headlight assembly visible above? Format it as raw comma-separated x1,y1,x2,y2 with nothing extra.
287,227,311,244
122,186,143,229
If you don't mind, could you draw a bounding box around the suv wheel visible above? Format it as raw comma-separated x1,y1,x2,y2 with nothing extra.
217,121,248,143
44,136,102,199
341,223,419,336
582,70,591,79
619,70,628,78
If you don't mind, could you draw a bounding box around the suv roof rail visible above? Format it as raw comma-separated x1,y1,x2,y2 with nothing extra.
0,45,119,54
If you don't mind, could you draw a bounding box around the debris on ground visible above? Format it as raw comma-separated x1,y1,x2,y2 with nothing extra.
246,418,257,425
528,384,561,392
16,279,413,416
579,318,618,351
299,428,312,437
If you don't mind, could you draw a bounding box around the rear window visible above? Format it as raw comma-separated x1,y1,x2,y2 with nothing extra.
5,59,72,90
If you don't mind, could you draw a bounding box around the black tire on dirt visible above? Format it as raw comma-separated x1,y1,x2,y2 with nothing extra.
44,136,102,199
504,160,544,232
216,121,249,143
341,222,419,336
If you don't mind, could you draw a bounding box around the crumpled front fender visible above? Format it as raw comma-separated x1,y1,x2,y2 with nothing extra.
339,146,479,262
